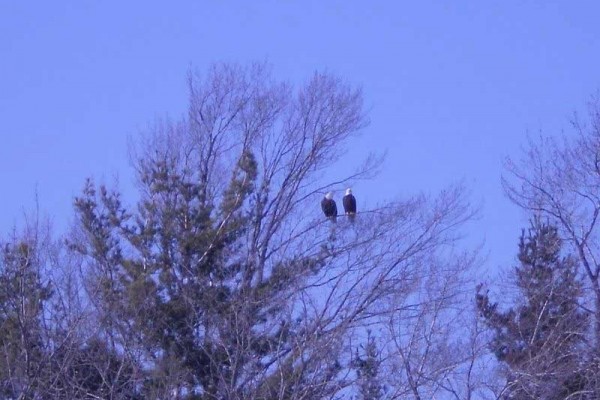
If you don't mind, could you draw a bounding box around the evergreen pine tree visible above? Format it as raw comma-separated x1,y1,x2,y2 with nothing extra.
0,240,51,398
477,218,589,399
353,331,384,400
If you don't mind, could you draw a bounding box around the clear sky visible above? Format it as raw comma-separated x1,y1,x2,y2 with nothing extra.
1,1,599,273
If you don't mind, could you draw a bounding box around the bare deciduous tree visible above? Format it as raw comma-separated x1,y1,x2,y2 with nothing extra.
362,248,490,400
504,99,600,334
68,63,479,399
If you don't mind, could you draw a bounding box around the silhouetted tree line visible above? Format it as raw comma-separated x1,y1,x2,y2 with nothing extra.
2,63,600,399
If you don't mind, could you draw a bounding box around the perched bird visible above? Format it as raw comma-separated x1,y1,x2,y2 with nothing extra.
321,192,337,222
343,188,357,222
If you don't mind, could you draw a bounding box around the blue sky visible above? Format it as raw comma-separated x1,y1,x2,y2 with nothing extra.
1,1,599,272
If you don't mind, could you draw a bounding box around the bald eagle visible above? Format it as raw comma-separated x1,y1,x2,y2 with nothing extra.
343,188,356,222
321,192,337,222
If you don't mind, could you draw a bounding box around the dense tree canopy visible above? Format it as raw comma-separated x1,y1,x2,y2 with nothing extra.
4,62,600,399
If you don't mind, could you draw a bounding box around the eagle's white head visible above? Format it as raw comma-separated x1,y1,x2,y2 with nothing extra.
345,188,352,196
325,192,334,200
